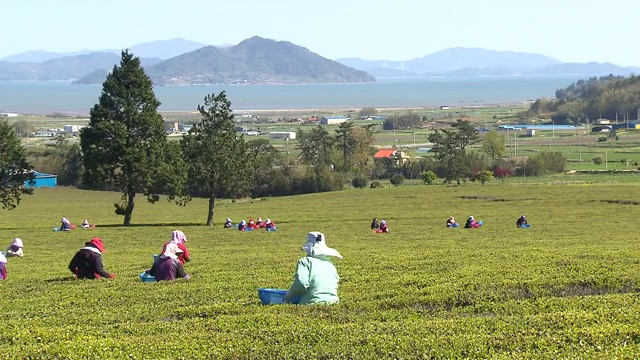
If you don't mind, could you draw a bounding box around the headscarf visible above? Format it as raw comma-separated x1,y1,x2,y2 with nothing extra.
11,238,23,248
61,217,69,224
266,219,272,225
257,217,262,222
162,243,184,260
301,232,343,259
0,252,6,263
170,230,187,244
226,218,232,223
381,220,387,226
240,220,246,225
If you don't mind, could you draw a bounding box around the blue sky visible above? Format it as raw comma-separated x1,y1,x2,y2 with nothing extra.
3,0,639,66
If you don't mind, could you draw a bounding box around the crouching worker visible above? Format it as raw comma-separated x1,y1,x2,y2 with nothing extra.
283,232,342,305
0,252,6,280
6,238,24,257
60,217,72,231
149,243,190,281
265,219,276,230
224,218,233,228
370,218,379,230
516,215,530,228
68,238,115,279
238,220,247,231
464,216,482,229
446,216,459,228
378,220,389,233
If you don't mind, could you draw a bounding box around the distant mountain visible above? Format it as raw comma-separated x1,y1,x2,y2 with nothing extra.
364,67,419,78
338,48,640,78
338,47,562,76
1,38,208,63
144,36,374,85
0,53,163,82
529,62,636,76
72,57,163,85
408,47,562,73
1,49,118,63
128,38,208,60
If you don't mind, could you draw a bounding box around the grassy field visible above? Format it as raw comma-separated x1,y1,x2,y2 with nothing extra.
2,184,640,358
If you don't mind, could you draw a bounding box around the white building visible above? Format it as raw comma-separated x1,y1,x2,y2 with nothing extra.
269,131,296,140
320,116,347,125
0,112,19,117
64,125,80,134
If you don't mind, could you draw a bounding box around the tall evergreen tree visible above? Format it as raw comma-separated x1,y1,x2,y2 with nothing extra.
0,119,34,210
428,119,480,185
181,92,253,226
80,50,169,226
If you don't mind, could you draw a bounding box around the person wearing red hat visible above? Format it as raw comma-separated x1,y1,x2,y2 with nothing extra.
68,238,115,279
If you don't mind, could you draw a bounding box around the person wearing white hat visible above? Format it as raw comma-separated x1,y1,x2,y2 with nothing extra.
224,218,233,228
6,238,24,257
284,231,342,305
0,252,7,280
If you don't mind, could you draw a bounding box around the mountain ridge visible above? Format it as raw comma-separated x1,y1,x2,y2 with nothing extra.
338,48,638,78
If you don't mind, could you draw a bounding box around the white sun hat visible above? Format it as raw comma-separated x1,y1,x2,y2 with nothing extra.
162,243,184,260
302,232,343,259
12,238,23,248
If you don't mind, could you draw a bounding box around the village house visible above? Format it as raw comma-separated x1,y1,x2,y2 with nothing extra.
373,149,410,165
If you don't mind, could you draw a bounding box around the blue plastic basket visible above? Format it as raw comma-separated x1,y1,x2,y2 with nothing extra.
140,271,156,283
258,288,300,305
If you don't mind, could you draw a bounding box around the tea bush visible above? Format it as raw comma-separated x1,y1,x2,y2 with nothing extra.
1,185,640,359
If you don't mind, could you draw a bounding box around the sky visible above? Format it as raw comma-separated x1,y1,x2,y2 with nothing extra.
2,0,639,66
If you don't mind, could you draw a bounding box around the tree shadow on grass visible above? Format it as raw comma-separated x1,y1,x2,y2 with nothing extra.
95,222,205,228
44,276,79,283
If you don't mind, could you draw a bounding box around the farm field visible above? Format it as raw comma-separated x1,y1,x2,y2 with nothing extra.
2,185,640,359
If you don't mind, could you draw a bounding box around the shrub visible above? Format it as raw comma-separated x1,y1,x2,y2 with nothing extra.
390,174,405,186
421,170,437,185
370,181,383,188
593,156,603,165
351,174,368,189
476,170,494,185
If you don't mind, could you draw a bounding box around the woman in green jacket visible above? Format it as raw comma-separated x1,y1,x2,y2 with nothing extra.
284,231,343,305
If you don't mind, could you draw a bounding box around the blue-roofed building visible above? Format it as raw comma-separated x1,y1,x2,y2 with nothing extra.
612,122,640,130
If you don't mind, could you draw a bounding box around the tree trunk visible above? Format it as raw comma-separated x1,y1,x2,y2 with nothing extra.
123,192,135,226
206,194,215,226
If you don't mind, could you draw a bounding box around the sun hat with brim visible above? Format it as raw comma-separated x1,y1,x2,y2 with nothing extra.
302,232,343,259
162,243,184,259
12,238,23,248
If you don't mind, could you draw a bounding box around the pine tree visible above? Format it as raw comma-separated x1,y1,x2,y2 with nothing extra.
80,50,169,226
0,119,34,210
181,92,254,226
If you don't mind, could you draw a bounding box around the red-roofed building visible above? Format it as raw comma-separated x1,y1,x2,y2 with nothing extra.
373,149,410,165
373,149,396,159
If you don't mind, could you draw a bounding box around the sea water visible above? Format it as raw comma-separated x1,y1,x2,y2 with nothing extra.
0,76,584,114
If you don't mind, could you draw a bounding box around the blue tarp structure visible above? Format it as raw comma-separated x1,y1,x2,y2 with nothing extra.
25,172,57,188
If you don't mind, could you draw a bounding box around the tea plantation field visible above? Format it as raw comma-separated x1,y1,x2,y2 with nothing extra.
1,185,640,359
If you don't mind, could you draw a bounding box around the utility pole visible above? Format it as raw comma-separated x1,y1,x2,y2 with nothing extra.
578,132,582,164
